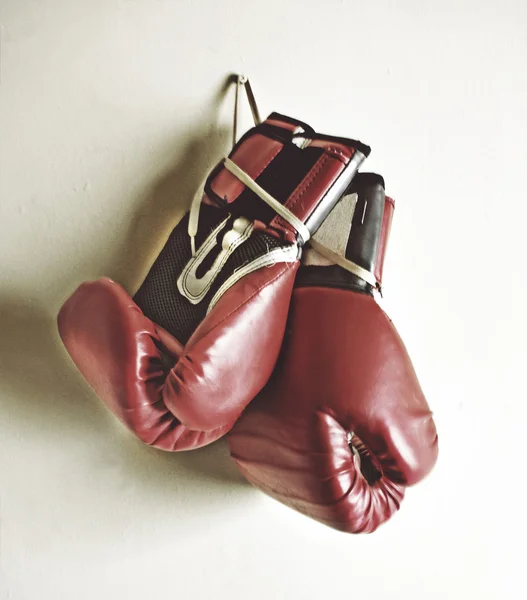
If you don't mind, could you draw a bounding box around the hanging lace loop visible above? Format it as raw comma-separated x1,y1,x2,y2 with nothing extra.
188,75,262,256
233,74,261,147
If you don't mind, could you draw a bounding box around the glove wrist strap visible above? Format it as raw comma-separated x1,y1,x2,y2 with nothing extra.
308,238,378,288
187,75,371,256
223,158,311,244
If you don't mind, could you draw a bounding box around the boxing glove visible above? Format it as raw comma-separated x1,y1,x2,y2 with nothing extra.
228,173,438,532
58,113,370,450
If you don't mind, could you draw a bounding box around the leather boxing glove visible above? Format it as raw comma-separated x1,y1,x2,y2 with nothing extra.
58,113,370,450
228,173,438,532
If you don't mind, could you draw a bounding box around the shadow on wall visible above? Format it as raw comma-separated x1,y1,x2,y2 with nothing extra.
115,78,244,293
107,128,232,294
55,74,239,299
0,76,252,518
0,296,246,486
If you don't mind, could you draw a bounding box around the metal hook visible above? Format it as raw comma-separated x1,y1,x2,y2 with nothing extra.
232,74,261,148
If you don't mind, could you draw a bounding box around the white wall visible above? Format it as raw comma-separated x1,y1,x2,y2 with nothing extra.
1,1,526,598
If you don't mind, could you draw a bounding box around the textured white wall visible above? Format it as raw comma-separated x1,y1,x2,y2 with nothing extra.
1,1,526,598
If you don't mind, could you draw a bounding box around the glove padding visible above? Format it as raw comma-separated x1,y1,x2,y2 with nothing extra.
58,114,370,450
228,174,438,531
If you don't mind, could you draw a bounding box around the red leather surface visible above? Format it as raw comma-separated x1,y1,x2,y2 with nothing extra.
272,152,346,232
210,133,283,203
228,288,438,533
57,116,368,452
264,117,301,132
58,278,227,450
375,196,394,285
209,127,359,243
307,139,354,160
162,261,298,431
58,262,298,449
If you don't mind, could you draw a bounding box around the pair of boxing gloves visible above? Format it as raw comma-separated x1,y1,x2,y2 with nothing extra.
58,112,438,533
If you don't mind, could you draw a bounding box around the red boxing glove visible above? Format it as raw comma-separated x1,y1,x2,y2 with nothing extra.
58,114,370,450
228,173,438,532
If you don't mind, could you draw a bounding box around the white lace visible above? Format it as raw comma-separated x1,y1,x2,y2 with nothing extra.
223,159,311,244
188,74,264,256
309,238,378,287
187,157,312,255
188,75,378,289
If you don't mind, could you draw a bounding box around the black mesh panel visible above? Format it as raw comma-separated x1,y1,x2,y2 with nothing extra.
133,204,284,344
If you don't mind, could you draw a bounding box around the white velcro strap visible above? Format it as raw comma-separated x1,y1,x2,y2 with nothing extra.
309,238,378,287
206,244,299,314
223,158,311,245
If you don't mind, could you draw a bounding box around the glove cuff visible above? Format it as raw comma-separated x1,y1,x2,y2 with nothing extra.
205,114,370,244
300,173,393,292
